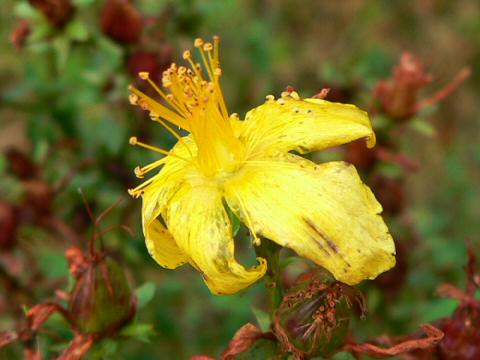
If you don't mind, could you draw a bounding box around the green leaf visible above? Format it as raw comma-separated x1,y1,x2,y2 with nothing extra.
331,351,356,360
65,19,90,42
73,0,96,6
120,323,155,342
52,36,71,72
235,338,280,360
408,117,437,137
251,307,271,332
135,282,156,309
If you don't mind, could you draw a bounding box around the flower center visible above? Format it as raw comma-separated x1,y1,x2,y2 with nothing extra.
128,36,245,183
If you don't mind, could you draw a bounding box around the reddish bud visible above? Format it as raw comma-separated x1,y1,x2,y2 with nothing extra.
375,52,432,119
370,175,405,216
23,179,54,214
28,0,75,29
345,139,377,171
69,254,135,334
5,148,38,180
0,201,18,250
127,48,172,83
10,20,31,50
100,0,142,44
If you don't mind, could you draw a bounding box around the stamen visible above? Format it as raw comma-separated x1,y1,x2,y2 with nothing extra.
129,85,189,129
134,157,168,178
138,72,189,118
129,136,192,164
129,136,170,156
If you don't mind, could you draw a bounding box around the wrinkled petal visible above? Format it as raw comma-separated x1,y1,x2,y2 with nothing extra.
140,137,197,269
165,183,266,295
142,182,188,269
240,97,375,157
224,155,395,285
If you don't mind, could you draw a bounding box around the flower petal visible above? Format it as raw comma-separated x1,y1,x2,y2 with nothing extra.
140,137,197,269
240,97,375,156
165,183,267,295
142,181,188,269
224,155,395,285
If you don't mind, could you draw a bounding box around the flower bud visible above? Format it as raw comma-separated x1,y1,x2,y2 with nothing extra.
0,201,18,250
69,254,135,334
374,53,432,119
28,0,75,29
273,269,365,358
100,0,142,44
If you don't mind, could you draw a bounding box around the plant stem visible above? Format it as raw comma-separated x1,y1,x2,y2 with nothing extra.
255,240,283,313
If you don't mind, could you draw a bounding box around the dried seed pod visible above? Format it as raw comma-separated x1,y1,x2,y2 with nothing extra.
273,269,365,359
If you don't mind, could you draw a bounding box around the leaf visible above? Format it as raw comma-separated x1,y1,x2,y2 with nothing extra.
251,307,271,332
135,282,156,309
120,323,155,342
73,0,96,6
65,19,89,42
408,117,437,137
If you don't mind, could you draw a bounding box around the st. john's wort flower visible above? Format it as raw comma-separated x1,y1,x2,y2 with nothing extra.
128,37,395,295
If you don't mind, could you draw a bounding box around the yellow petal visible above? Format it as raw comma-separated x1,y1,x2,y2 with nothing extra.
240,97,375,157
142,181,188,269
165,182,267,295
224,155,395,285
140,138,197,269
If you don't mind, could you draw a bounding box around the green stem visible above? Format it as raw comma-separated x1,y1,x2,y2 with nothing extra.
255,240,283,313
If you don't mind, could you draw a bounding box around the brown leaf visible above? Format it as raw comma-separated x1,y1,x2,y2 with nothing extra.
24,348,42,360
57,334,95,360
221,323,266,360
343,324,443,358
27,303,61,331
0,331,18,348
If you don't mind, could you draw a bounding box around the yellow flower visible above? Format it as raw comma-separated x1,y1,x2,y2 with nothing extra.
128,37,395,295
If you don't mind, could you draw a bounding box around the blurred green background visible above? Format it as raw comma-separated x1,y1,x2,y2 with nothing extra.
0,0,479,359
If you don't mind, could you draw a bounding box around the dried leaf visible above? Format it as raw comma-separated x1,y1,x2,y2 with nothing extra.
343,324,443,358
0,331,18,348
222,323,268,360
27,303,61,331
57,334,95,360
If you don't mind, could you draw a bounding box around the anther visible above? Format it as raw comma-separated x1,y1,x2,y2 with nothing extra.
281,91,290,99
138,99,149,110
265,94,275,101
138,72,149,80
129,136,138,145
134,166,144,178
203,42,213,52
290,91,300,100
293,107,300,114
129,94,138,105
277,99,286,105
194,38,204,48
230,113,239,119
182,50,191,59
214,68,222,76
